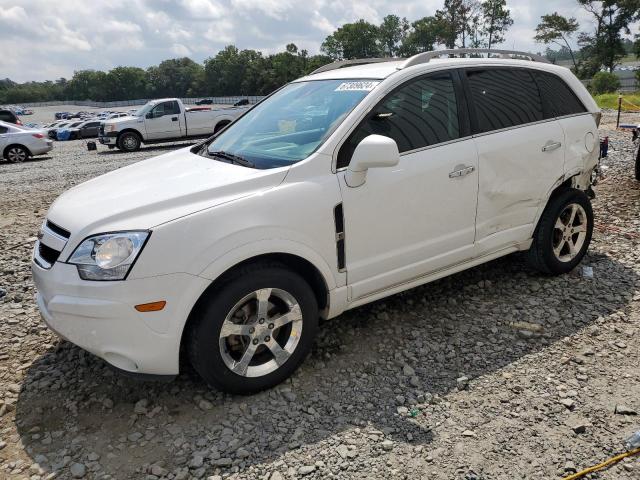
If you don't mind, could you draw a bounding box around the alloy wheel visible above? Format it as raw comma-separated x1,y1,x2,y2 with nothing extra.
552,203,588,263
219,288,303,378
7,147,27,163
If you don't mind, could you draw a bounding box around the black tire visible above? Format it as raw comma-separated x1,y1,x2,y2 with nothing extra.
635,144,640,181
187,263,319,394
117,131,141,152
4,145,29,163
527,188,594,275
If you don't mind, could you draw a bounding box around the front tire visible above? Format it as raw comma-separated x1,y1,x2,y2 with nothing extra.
187,263,319,394
527,189,593,275
4,145,29,163
117,132,141,152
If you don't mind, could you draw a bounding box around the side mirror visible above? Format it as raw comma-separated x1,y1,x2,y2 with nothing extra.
345,134,400,187
145,112,153,119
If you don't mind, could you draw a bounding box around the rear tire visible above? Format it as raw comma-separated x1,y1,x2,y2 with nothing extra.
187,263,319,394
4,145,29,163
527,189,593,275
117,132,141,152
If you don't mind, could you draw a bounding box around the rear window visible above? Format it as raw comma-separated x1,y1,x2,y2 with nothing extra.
466,68,543,133
533,71,587,118
0,111,16,123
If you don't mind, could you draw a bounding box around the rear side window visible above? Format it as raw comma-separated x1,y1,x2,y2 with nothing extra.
0,126,8,134
0,111,16,123
337,72,460,167
466,68,543,133
533,71,587,118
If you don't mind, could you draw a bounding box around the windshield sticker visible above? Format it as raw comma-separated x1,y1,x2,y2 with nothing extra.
335,81,380,92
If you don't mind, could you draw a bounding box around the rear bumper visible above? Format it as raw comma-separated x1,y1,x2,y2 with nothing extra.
31,143,53,155
32,260,209,376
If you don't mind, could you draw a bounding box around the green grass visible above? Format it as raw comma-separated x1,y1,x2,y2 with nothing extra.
594,92,640,111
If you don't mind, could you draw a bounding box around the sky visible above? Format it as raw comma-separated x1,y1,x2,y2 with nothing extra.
0,0,629,83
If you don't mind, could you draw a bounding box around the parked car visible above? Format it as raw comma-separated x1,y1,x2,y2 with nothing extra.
55,112,71,120
33,49,600,393
55,121,84,140
68,120,102,139
196,98,214,105
98,98,248,151
234,99,250,106
0,120,53,162
0,109,22,125
47,121,70,139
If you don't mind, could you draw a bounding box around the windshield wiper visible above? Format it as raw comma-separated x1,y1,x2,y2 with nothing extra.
208,150,256,168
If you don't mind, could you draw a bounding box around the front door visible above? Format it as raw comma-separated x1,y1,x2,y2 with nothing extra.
338,71,479,301
145,100,182,139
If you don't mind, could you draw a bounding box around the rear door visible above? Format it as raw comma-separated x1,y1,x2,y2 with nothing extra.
464,67,566,254
0,125,8,151
145,101,183,139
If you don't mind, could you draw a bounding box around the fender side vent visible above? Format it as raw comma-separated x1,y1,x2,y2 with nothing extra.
334,203,346,271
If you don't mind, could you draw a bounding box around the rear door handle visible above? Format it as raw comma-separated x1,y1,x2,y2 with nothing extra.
542,141,562,152
449,165,475,179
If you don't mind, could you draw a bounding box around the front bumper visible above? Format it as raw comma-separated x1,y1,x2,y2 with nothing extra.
32,260,209,376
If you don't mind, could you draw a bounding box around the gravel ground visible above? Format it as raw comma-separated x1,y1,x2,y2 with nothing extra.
1,111,639,480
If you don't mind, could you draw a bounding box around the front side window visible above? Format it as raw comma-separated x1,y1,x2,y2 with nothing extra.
466,68,543,133
338,72,460,168
205,79,378,169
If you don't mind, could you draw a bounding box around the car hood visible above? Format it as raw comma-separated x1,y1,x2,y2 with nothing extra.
46,147,289,238
103,115,139,125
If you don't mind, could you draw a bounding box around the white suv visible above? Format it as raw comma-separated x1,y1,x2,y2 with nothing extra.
33,49,600,393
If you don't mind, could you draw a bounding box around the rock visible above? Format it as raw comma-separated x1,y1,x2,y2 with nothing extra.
151,465,167,476
134,399,148,414
128,432,143,442
461,430,476,437
381,440,394,451
269,472,284,480
236,447,250,459
457,376,470,390
298,465,316,475
212,458,232,467
189,455,204,468
565,416,591,434
615,405,637,415
87,452,100,461
560,398,576,410
402,365,415,376
70,462,86,478
198,399,213,411
207,476,223,480
103,398,114,409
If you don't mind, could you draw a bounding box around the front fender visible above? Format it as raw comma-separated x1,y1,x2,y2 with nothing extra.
198,237,339,292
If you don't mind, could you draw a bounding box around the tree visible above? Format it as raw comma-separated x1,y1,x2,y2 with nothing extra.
534,13,580,69
379,15,410,57
590,71,621,93
400,16,442,55
146,58,204,98
577,0,640,75
104,67,148,100
321,20,382,59
481,0,513,50
435,0,467,49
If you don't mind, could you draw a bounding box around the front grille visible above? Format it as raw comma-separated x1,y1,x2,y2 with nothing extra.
38,242,61,265
46,220,70,239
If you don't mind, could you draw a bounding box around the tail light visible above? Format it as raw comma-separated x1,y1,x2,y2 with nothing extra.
593,112,602,127
16,119,22,125
32,133,45,139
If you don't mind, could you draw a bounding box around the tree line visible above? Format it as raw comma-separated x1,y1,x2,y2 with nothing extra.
1,0,638,104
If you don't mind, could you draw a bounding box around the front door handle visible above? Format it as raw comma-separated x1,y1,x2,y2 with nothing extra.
542,141,562,152
171,117,178,122
449,165,475,178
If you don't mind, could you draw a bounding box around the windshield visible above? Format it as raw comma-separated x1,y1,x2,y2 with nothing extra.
134,103,155,117
206,79,380,169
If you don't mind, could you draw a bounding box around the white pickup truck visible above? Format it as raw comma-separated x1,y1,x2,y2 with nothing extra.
98,98,249,152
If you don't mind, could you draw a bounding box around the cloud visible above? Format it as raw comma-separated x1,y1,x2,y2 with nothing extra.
0,0,630,83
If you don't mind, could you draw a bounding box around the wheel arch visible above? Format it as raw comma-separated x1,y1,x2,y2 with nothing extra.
532,174,586,235
117,128,143,142
213,118,232,133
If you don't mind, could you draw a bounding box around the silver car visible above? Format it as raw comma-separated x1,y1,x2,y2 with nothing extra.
0,120,53,162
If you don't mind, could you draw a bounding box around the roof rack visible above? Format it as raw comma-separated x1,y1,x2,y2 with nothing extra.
310,58,398,75
401,49,550,68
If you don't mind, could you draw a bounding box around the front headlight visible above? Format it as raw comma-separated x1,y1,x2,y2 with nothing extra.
105,124,116,132
67,231,149,281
